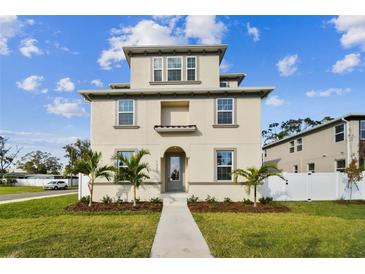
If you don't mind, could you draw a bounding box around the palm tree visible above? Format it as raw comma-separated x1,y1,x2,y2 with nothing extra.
74,150,115,206
233,163,285,207
115,149,150,206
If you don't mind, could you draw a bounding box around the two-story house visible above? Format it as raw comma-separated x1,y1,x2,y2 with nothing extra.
80,44,274,201
263,113,365,173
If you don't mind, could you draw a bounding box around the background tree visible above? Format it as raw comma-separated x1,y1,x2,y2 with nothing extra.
233,164,285,207
63,139,91,176
0,136,21,178
17,150,62,174
74,150,115,206
344,158,364,201
114,149,150,206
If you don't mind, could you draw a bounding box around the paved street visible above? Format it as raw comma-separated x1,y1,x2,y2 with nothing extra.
0,189,77,204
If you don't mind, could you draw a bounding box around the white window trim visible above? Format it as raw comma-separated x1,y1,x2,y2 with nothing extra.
216,150,234,182
186,56,197,81
152,57,163,82
334,123,345,143
289,140,295,153
360,120,365,140
167,56,183,81
296,138,303,151
118,99,135,126
216,98,234,125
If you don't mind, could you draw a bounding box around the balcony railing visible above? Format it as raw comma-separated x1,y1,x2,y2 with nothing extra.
154,125,197,133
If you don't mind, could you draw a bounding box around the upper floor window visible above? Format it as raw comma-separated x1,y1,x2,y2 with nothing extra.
186,56,197,81
335,124,345,142
118,99,135,126
296,138,303,151
336,159,346,172
216,150,233,181
220,81,229,88
167,57,182,81
289,140,295,153
216,98,233,124
361,120,365,140
153,57,163,82
117,151,134,168
308,163,315,173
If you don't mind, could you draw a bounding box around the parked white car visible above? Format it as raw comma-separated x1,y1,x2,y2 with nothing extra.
43,181,68,190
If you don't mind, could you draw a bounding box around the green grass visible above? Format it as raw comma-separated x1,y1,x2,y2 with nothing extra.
0,186,44,195
193,201,365,258
0,195,160,257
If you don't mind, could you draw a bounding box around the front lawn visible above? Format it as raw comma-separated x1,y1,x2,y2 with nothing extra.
193,201,365,258
0,186,44,195
0,195,160,257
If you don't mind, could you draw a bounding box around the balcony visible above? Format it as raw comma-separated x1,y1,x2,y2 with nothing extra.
154,124,197,133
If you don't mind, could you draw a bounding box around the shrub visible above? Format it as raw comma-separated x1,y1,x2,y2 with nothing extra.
242,198,253,205
259,196,273,204
0,177,17,185
187,195,199,203
80,195,90,204
101,195,113,204
150,197,162,203
205,195,217,203
223,197,232,203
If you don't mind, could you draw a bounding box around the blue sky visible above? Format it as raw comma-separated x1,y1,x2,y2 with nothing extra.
0,15,364,163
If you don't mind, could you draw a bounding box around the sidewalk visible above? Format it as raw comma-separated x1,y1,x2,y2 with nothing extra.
150,193,212,258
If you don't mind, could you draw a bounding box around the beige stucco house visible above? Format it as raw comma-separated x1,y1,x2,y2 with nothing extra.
80,44,274,201
263,114,365,173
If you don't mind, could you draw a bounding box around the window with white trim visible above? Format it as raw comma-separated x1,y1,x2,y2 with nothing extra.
167,57,182,81
361,120,365,140
186,56,197,81
153,57,163,82
216,150,233,181
335,124,345,142
118,99,135,126
289,140,295,153
308,163,315,173
216,98,233,124
296,138,303,151
117,151,134,168
336,159,346,172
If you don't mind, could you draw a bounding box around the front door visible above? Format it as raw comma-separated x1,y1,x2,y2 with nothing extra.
166,154,184,192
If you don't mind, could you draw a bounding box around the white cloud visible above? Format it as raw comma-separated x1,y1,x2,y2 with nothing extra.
46,97,87,118
330,16,365,51
331,53,361,74
305,88,351,98
246,22,260,42
19,38,43,57
276,54,299,76
90,79,104,87
265,95,285,107
55,77,75,92
0,15,21,55
26,19,35,26
220,59,231,73
185,15,226,44
16,75,44,92
54,42,78,55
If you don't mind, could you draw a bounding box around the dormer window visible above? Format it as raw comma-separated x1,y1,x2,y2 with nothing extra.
153,57,163,82
220,81,229,88
167,57,182,81
186,56,197,81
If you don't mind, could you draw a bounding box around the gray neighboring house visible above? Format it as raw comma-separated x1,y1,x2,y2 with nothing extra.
263,113,365,173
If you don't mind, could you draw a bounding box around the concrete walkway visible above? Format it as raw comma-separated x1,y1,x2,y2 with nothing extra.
0,189,77,204
150,193,212,258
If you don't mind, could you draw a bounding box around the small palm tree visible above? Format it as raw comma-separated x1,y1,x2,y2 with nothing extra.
74,150,115,206
114,149,150,206
233,164,285,207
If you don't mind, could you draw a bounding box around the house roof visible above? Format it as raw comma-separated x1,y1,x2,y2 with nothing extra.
220,73,246,86
123,44,228,66
79,86,275,102
109,82,130,89
263,113,365,149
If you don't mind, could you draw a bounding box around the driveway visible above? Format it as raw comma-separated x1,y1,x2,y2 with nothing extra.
0,189,77,204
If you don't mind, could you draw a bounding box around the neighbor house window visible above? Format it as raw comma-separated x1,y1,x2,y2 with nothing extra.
216,150,234,181
336,159,346,172
216,98,234,124
118,99,135,125
186,56,197,81
361,120,365,140
220,81,229,87
308,163,315,173
335,124,345,142
289,141,295,153
296,138,303,151
293,165,298,173
167,57,182,81
153,57,163,82
264,149,267,158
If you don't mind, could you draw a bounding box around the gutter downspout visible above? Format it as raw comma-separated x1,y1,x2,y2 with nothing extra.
341,118,351,165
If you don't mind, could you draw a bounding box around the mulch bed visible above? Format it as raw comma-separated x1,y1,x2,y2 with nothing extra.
188,202,290,213
64,202,163,212
335,200,365,205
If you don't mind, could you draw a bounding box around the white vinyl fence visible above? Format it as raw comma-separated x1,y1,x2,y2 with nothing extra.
262,172,365,201
16,178,78,187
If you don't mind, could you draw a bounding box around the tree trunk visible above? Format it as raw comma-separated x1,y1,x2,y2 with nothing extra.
88,179,93,207
133,183,137,207
253,185,257,207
